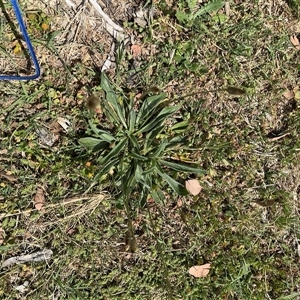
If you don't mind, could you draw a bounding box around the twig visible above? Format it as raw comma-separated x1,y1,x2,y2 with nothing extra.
88,0,123,31
2,249,53,268
268,132,290,141
88,0,127,42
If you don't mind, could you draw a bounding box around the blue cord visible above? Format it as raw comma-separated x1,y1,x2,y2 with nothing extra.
0,0,40,80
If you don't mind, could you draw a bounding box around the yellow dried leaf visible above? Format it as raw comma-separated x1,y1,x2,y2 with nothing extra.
34,187,45,211
189,263,211,278
185,179,202,196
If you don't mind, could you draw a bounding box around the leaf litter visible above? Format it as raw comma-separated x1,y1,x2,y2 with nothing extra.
34,187,46,212
290,35,300,49
185,179,202,196
131,44,143,58
188,263,211,278
0,171,18,183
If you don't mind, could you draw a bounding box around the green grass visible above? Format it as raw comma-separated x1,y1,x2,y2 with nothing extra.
0,0,300,299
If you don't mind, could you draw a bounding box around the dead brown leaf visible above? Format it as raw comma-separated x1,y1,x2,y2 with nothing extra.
290,35,300,49
56,117,71,132
177,198,183,208
34,187,45,212
0,149,8,155
188,263,211,278
131,44,142,58
254,199,276,207
282,90,294,100
0,171,18,183
35,128,58,147
226,86,246,95
185,179,202,196
134,93,143,102
225,2,231,16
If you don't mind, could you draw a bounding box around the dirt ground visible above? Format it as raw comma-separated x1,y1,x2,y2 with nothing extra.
0,0,146,81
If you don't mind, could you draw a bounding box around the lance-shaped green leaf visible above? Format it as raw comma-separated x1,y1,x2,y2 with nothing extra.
148,140,168,158
132,160,148,189
134,163,151,189
88,119,102,136
129,150,149,161
79,137,102,149
101,73,127,128
93,157,119,182
165,136,187,149
134,163,143,181
102,100,120,124
144,126,165,151
98,138,127,165
122,164,136,199
170,120,189,133
98,133,115,144
139,173,153,207
88,120,115,143
136,93,167,126
159,159,205,174
79,137,109,152
127,132,139,150
150,189,165,205
193,0,225,19
137,105,180,134
123,96,134,122
128,109,137,132
156,166,188,195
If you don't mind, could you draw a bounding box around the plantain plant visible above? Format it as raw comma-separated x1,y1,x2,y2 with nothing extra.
79,73,204,207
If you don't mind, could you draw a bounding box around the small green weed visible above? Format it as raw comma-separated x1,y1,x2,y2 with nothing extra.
26,10,51,33
175,0,225,25
79,73,204,256
79,73,204,207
